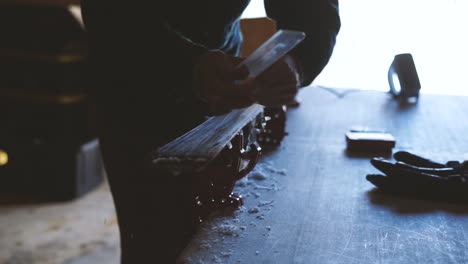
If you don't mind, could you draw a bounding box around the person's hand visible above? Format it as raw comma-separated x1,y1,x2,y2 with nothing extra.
366,151,468,203
250,54,302,107
193,50,255,115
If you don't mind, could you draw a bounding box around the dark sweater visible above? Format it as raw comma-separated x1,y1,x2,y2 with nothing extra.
81,0,340,146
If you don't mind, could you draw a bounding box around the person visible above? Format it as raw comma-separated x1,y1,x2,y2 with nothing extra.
80,0,340,262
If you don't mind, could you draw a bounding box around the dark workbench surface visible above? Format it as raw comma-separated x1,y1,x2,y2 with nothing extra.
178,86,468,264
2,86,467,263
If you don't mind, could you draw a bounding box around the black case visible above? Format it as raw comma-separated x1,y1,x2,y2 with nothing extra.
0,4,103,201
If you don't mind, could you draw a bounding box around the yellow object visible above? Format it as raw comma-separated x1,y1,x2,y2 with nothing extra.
0,90,88,104
0,150,8,166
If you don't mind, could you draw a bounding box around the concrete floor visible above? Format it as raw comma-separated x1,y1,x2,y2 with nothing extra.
0,181,120,264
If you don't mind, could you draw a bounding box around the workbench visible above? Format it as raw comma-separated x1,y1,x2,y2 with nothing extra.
177,86,468,264
1,87,468,263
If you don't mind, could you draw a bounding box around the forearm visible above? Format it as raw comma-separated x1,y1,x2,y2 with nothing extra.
265,0,341,86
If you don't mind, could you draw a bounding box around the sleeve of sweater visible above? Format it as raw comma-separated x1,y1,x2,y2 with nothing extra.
264,0,341,87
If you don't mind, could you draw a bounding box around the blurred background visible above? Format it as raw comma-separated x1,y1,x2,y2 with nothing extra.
244,0,468,96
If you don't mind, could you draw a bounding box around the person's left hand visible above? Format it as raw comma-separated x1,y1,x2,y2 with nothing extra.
249,55,302,107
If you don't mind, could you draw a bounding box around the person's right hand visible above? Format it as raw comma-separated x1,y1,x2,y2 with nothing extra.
193,50,255,115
